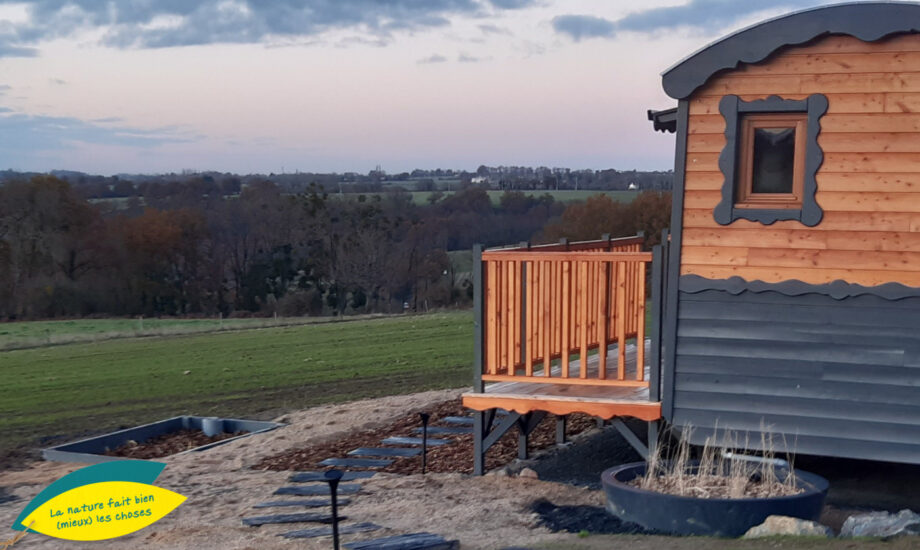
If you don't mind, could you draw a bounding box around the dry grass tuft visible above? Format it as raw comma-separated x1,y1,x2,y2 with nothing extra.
636,424,802,499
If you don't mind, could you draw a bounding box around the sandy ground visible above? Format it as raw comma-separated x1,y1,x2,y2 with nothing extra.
0,389,599,550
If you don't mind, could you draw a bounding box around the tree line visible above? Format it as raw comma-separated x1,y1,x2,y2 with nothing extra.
0,175,670,320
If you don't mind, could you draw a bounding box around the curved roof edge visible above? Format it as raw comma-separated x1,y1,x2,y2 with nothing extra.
662,2,920,100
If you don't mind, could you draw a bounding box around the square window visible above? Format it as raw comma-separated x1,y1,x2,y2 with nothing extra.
736,114,806,209
713,94,827,226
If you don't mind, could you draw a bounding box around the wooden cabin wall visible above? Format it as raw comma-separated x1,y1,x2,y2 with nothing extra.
681,34,920,287
667,34,920,463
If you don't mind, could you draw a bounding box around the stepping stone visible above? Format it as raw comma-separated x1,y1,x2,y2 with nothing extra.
275,484,361,496
290,471,376,483
441,416,474,426
281,522,381,539
254,498,352,509
413,426,472,435
381,436,451,447
242,512,342,526
347,447,421,458
345,532,459,550
319,457,394,468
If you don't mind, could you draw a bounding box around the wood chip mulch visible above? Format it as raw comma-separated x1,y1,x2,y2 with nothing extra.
253,399,597,475
104,429,248,459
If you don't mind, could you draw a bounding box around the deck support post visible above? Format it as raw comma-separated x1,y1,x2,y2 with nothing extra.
515,411,547,460
473,409,521,475
612,418,650,460
555,415,567,445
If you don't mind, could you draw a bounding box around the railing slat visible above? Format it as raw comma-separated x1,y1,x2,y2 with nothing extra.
525,260,533,377
487,260,497,375
543,260,551,377
580,261,588,379
561,260,571,378
637,260,647,381
617,262,627,380
597,262,608,380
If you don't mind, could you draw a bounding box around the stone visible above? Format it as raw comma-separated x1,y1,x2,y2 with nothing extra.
347,447,421,458
280,522,381,539
254,498,352,509
742,515,833,538
242,512,340,526
345,532,459,550
381,436,451,447
319,457,393,468
841,509,920,538
289,471,375,483
518,468,539,480
274,484,361,496
413,426,472,435
440,416,475,426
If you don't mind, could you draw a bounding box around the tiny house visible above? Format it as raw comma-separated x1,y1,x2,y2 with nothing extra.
463,2,920,472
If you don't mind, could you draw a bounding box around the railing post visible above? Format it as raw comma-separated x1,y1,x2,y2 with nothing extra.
473,244,484,393
649,243,663,402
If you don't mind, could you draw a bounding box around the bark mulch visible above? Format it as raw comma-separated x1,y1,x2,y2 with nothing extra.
254,399,597,475
104,429,247,459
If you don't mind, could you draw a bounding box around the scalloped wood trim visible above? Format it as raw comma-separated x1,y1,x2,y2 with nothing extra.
461,393,662,422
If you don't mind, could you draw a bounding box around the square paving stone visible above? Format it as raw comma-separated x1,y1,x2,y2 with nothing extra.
440,416,474,425
319,457,394,468
347,447,421,458
274,484,361,496
413,426,472,435
381,436,451,447
289,471,376,483
280,522,381,539
345,532,459,550
242,512,340,526
254,498,351,509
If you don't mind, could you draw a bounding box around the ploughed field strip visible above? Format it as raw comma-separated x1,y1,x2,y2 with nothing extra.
243,412,472,546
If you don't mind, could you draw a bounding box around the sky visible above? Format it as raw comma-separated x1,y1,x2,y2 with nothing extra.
0,0,842,175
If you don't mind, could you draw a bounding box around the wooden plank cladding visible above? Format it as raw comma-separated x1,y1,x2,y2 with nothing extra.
682,33,920,287
480,237,649,387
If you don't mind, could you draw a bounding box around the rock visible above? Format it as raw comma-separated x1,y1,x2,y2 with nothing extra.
486,468,509,477
742,515,833,538
841,509,920,538
519,468,539,480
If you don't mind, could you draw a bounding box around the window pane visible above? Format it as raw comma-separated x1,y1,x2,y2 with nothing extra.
751,127,795,194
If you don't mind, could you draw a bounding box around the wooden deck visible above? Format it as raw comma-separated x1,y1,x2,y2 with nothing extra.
463,340,662,421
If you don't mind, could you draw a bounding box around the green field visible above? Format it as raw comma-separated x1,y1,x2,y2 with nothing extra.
0,312,474,459
0,315,394,351
338,190,639,206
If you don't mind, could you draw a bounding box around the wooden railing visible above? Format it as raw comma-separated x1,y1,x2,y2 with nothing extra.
477,236,651,387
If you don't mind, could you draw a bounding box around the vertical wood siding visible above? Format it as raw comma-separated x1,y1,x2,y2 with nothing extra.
681,34,920,287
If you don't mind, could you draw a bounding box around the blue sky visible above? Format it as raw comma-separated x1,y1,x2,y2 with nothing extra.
0,0,837,175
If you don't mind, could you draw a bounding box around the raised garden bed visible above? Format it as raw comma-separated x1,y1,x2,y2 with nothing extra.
43,416,283,463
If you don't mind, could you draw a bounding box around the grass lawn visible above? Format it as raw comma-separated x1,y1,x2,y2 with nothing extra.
0,312,473,459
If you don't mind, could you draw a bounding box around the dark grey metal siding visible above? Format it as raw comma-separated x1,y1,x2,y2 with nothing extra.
672,288,920,464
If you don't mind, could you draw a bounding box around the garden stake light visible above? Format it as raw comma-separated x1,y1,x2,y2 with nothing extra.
419,413,430,474
324,469,343,550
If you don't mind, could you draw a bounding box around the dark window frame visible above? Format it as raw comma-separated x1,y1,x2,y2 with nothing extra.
713,94,827,226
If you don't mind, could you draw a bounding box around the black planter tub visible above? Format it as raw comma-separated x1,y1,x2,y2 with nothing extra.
601,462,829,537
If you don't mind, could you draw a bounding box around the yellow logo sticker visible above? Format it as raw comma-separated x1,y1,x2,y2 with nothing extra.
20,481,185,542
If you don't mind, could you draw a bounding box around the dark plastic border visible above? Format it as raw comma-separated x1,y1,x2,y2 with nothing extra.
713,94,827,226
662,2,920,99
42,416,284,464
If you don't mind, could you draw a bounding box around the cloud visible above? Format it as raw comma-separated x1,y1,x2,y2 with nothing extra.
0,112,194,155
49,78,66,85
478,24,512,36
553,0,829,41
418,54,448,64
458,53,488,63
551,15,615,41
0,0,537,54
